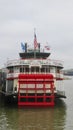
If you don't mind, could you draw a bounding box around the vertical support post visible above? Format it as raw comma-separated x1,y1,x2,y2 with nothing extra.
51,82,55,104
43,79,46,102
35,79,37,103
18,81,20,105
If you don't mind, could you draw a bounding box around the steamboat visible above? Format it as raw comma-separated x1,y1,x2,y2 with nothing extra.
3,33,66,106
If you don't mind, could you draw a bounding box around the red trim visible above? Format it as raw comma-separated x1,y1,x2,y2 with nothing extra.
55,78,64,80
18,74,54,80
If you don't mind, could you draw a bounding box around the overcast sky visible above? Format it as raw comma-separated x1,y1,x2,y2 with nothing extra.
0,0,73,69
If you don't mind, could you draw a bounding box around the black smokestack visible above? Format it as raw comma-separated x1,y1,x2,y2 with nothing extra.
25,43,27,52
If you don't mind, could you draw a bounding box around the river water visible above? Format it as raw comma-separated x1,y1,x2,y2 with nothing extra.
0,77,73,130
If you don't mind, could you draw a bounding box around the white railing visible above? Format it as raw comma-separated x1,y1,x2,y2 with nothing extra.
7,72,64,80
7,73,19,78
6,59,63,68
56,73,64,79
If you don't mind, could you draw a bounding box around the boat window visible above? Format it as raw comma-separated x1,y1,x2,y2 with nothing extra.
36,67,39,72
8,67,14,73
57,69,60,73
20,67,23,72
20,67,24,72
31,67,40,73
25,67,29,72
46,67,50,73
31,67,35,72
41,68,45,73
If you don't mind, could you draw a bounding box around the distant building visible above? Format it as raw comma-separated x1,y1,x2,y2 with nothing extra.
63,69,73,76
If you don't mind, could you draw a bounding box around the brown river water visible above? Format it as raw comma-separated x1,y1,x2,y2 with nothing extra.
0,76,73,130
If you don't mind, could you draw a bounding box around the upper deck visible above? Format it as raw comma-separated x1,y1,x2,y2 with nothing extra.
6,58,63,68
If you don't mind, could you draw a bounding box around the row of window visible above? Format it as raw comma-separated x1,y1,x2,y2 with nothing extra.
20,67,50,73
8,66,60,73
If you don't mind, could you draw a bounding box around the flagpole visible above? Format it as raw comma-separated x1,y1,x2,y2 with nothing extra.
34,28,36,59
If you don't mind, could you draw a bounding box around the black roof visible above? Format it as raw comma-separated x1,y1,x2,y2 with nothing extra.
19,52,50,59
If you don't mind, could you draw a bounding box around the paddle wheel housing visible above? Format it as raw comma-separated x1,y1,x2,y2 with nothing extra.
18,74,55,106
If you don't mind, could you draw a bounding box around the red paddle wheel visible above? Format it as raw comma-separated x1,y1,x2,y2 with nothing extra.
18,74,55,107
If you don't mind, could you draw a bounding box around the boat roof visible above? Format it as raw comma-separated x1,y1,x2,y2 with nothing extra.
19,52,50,59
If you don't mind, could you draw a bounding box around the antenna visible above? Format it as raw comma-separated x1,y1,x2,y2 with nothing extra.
34,28,36,35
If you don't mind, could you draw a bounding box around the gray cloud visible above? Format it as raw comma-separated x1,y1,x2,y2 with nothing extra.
0,0,73,69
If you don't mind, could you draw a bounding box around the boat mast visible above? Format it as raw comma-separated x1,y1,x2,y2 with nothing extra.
34,28,38,59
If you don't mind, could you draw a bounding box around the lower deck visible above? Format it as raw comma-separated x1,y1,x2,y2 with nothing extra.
1,74,66,106
0,90,66,106
18,74,66,106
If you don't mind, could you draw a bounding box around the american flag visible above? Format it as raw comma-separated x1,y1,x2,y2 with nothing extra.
34,33,38,50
